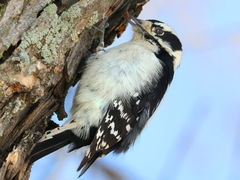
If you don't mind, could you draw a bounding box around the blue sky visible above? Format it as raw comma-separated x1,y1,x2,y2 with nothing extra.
30,0,240,180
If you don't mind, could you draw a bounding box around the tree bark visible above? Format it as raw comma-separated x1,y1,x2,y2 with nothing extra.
0,0,148,179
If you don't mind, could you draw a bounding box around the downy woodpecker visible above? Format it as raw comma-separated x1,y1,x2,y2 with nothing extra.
29,15,182,176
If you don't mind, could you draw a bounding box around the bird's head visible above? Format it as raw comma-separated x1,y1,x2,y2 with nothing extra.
129,15,182,69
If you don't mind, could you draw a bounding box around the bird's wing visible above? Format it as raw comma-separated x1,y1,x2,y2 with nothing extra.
77,99,137,176
78,69,172,176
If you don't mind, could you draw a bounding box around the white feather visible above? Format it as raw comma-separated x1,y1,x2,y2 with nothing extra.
69,39,163,137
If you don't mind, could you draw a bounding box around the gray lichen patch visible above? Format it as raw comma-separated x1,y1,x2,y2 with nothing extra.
12,96,26,114
61,2,82,21
0,96,25,128
19,4,59,64
18,2,99,65
0,0,55,59
86,11,99,29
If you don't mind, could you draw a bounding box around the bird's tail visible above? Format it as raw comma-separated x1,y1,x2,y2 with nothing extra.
28,130,77,164
28,126,98,164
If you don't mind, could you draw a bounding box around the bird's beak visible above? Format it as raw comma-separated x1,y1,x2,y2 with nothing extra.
129,14,148,34
129,14,142,27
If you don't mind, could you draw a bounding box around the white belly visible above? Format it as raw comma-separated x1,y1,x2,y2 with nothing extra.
70,41,163,137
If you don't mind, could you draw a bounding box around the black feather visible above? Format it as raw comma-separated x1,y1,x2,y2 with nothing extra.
28,128,97,164
78,152,101,177
77,99,137,174
159,31,182,51
28,130,75,164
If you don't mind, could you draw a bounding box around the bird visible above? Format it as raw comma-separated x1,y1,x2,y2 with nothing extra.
29,14,182,176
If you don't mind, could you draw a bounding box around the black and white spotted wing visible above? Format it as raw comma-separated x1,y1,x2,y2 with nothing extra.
78,65,173,176
77,99,137,176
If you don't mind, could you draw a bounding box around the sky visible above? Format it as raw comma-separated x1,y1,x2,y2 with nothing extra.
30,0,240,180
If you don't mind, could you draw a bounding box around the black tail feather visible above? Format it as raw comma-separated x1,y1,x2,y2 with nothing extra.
28,127,98,164
28,130,76,164
78,152,101,177
29,139,70,163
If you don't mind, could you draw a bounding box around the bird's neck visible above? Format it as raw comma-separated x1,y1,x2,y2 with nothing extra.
155,48,175,83
131,37,159,53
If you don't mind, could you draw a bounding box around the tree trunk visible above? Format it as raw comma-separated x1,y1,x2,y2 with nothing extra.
0,0,148,179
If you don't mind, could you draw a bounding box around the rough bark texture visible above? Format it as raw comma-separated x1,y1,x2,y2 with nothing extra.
0,0,148,179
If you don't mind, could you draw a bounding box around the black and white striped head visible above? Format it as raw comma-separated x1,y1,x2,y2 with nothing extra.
129,16,182,69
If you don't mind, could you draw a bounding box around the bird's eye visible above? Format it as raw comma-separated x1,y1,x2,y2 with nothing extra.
155,27,164,36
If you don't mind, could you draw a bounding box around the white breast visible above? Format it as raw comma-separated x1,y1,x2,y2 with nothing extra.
81,41,162,100
70,40,163,136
